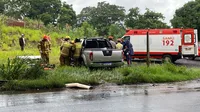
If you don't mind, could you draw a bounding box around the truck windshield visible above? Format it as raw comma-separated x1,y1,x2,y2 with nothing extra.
98,40,111,48
85,40,112,48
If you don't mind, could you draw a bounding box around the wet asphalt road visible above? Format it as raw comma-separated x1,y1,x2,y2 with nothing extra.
1,80,200,112
175,58,200,68
134,58,200,68
0,59,200,112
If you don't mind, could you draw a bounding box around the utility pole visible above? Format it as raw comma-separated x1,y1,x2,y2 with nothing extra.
146,29,150,67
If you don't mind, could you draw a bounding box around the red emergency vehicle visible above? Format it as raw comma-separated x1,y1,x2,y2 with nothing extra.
122,28,199,62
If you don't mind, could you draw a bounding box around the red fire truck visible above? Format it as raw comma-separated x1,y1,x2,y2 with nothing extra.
122,28,199,62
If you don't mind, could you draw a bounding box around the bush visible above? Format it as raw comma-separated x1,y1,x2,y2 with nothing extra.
0,58,47,80
163,62,187,74
120,63,196,84
22,60,48,79
0,58,28,80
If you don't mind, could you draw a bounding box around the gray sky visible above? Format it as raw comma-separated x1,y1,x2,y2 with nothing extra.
62,0,193,25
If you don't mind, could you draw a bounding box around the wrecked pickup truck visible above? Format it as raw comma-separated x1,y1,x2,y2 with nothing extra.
80,37,124,68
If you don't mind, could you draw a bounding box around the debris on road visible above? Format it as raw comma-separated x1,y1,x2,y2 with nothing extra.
65,83,93,89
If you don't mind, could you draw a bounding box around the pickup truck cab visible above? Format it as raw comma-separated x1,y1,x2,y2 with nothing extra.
81,37,124,68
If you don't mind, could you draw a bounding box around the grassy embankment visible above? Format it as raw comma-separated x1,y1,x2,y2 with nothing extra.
0,47,60,65
1,49,200,91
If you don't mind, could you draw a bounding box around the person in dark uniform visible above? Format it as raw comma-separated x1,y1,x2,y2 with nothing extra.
19,34,25,51
123,40,134,65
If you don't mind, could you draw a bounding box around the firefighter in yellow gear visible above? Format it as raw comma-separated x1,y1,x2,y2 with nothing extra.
73,38,82,66
70,40,76,66
116,38,123,50
38,35,51,64
59,36,75,66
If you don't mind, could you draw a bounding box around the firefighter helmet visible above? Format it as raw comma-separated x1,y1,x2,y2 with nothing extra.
43,35,48,39
65,36,71,39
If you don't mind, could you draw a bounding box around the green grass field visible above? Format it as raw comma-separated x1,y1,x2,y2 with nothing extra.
0,47,60,65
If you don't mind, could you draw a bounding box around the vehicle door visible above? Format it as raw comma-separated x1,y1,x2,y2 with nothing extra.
194,29,199,56
181,29,195,56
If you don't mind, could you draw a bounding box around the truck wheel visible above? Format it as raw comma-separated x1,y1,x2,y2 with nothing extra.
162,55,172,63
80,60,86,66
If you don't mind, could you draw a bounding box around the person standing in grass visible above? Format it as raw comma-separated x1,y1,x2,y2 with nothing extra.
123,40,134,65
19,34,25,51
73,38,82,66
38,35,51,64
60,36,74,66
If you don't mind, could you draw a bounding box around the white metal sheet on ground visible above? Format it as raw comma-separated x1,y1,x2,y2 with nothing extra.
17,56,41,59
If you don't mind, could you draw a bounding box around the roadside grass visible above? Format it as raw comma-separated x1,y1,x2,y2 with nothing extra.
1,66,122,90
1,49,200,91
119,63,200,84
1,62,200,91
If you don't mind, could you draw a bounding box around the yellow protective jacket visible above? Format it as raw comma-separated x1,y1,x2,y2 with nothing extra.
74,42,82,57
116,43,123,50
61,42,75,56
38,39,51,54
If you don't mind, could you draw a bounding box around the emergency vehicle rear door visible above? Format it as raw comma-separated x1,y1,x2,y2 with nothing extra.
181,29,195,56
194,29,198,56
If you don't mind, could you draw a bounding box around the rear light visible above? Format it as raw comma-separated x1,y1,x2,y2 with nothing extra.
179,46,182,53
89,52,93,61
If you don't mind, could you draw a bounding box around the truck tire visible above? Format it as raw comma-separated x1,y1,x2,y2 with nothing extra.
79,58,86,67
162,55,172,63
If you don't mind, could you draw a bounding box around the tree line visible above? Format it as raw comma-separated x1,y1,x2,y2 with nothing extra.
0,0,200,37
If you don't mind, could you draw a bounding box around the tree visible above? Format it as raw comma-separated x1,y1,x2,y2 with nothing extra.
0,0,6,14
124,7,141,28
125,8,169,29
171,0,200,28
77,6,95,26
4,0,30,19
80,22,97,37
171,0,200,40
57,2,76,28
27,0,62,25
78,2,126,36
67,22,98,39
108,24,125,39
4,0,62,25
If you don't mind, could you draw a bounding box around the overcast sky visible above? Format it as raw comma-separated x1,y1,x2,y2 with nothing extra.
62,0,193,25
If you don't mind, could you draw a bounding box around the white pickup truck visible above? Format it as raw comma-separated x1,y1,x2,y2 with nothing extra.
80,37,124,68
